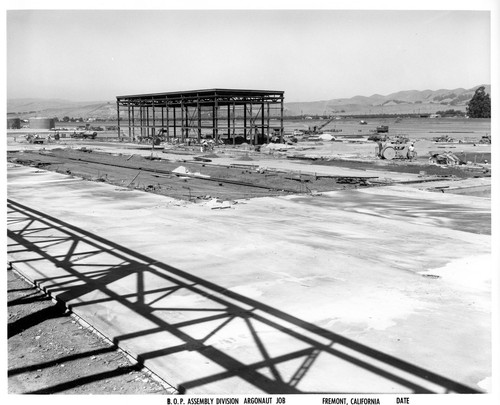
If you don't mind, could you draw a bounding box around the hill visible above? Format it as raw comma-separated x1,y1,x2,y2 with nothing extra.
7,85,490,119
7,99,117,120
284,85,491,116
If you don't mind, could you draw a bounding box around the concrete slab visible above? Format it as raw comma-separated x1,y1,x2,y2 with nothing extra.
6,142,423,183
7,164,491,394
7,138,491,184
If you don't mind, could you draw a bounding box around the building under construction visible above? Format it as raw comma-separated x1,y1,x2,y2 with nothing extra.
116,89,284,145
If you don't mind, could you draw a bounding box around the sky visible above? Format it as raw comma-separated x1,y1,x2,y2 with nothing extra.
5,2,496,103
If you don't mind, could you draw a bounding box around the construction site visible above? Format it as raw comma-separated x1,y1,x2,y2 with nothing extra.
7,88,493,395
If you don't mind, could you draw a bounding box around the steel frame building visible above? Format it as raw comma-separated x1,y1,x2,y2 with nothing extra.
116,89,284,145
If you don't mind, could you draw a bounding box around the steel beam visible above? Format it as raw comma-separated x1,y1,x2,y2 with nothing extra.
116,89,284,146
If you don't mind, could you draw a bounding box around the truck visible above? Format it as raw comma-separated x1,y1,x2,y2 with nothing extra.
376,125,389,133
25,134,48,144
71,131,98,140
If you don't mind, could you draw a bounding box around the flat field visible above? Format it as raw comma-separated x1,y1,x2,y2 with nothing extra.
284,117,491,140
35,117,491,142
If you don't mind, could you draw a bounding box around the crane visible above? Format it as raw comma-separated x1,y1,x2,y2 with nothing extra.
305,116,337,135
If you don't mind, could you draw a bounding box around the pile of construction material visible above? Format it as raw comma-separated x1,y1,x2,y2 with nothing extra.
428,151,462,165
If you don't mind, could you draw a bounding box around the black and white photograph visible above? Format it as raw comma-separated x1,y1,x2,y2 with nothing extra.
4,0,498,403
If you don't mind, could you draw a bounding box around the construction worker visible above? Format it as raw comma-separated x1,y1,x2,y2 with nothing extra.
408,142,415,160
201,139,208,152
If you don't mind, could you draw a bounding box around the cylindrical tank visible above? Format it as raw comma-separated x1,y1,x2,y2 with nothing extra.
29,117,55,130
7,118,21,129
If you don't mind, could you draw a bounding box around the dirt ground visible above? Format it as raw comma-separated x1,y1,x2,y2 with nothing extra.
313,156,491,178
7,266,175,394
7,148,373,201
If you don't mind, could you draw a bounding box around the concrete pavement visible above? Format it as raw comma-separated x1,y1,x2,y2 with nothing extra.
7,163,491,394
6,140,424,183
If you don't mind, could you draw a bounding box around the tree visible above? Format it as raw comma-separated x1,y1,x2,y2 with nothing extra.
466,86,491,118
436,109,466,117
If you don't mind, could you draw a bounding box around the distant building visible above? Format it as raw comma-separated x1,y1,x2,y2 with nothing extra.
29,117,55,129
429,114,441,118
7,118,21,129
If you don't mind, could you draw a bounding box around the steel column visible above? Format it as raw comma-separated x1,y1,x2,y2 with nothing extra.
173,107,177,138
152,98,156,141
184,104,188,142
131,106,135,141
267,103,270,143
227,104,231,143
214,96,219,142
166,104,170,142
243,103,247,140
197,99,202,142
139,105,143,139
232,102,236,145
261,100,265,145
180,98,185,142
161,104,164,133
116,100,121,141
280,97,284,141
146,105,150,138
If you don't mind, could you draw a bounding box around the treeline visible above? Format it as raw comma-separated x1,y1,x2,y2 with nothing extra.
282,113,469,119
434,109,467,117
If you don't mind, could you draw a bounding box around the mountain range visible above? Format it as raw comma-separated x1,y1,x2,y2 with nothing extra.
7,85,490,119
284,85,490,116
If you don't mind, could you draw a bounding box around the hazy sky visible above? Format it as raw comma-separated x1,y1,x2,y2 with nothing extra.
6,6,493,102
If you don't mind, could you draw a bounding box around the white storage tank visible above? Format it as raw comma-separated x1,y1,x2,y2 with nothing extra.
7,118,21,129
29,117,55,130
